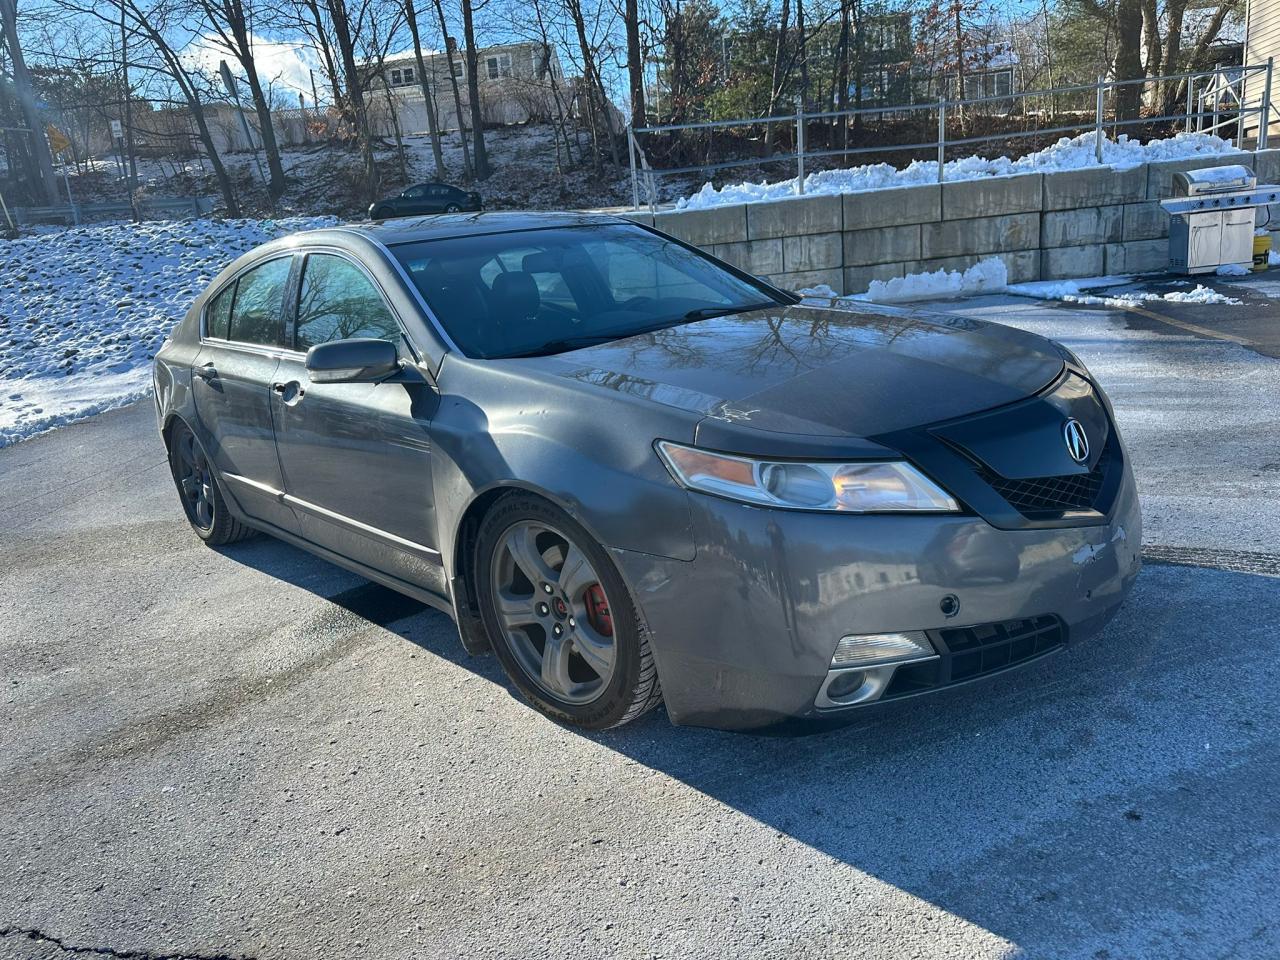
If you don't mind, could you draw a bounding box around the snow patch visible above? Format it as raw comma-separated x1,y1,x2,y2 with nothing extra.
0,215,337,447
862,258,1009,303
1215,263,1250,277
677,132,1240,210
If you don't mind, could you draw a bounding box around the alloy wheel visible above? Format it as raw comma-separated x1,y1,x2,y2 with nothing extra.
174,429,215,531
489,520,616,704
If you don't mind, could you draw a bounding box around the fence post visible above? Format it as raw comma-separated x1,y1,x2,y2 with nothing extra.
1094,76,1106,163
795,99,805,195
937,97,947,183
1186,74,1195,133
1261,59,1274,151
626,126,640,211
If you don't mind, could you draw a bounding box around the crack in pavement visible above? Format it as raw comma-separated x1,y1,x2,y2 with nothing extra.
0,926,254,960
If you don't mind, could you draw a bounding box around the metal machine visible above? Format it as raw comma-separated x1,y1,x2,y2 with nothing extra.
1160,165,1280,274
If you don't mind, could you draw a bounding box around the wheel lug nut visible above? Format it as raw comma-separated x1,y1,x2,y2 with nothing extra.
568,616,576,628
542,583,553,594
536,602,549,616
552,624,563,638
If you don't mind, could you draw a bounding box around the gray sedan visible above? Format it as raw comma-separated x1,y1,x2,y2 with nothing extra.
152,212,1141,730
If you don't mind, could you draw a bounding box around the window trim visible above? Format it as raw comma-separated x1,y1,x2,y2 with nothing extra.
291,246,423,362
200,253,303,357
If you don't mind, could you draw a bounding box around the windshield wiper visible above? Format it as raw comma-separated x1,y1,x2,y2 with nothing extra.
501,302,782,359
681,301,779,322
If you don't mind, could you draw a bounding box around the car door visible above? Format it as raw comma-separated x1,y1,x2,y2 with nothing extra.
271,249,446,596
190,254,301,534
400,185,428,215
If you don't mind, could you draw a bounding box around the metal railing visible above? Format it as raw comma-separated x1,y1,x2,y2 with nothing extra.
11,196,215,226
627,60,1276,212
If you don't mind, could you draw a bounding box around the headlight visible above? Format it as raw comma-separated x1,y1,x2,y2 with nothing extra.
655,441,960,513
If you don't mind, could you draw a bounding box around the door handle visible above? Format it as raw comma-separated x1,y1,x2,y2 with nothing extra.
272,381,305,402
194,364,218,380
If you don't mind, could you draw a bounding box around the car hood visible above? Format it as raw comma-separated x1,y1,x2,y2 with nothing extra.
532,301,1064,446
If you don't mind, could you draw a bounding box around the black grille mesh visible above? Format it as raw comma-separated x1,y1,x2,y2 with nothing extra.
884,614,1065,698
980,437,1112,517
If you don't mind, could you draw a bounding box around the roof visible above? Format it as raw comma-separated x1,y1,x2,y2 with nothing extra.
336,211,631,246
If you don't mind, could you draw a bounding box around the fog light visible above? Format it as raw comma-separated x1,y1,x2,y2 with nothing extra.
825,670,866,700
832,631,935,667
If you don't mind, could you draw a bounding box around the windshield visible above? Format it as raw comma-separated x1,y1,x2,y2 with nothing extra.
389,223,785,359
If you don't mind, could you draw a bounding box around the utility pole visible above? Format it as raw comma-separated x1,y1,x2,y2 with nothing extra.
0,0,59,203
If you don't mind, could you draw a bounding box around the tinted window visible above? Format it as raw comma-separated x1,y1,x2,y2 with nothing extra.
295,253,403,351
227,257,291,346
205,284,234,339
392,224,779,359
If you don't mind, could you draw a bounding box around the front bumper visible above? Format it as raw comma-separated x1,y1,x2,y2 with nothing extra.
613,461,1141,730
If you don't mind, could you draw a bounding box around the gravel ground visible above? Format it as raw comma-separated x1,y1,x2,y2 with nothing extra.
2,284,1278,960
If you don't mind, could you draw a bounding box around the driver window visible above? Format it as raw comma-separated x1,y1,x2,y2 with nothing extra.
295,254,403,352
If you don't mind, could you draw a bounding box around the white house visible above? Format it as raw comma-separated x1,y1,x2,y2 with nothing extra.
1245,0,1280,141
364,41,568,136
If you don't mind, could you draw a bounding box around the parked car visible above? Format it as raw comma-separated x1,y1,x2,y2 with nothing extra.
153,212,1141,731
369,182,482,220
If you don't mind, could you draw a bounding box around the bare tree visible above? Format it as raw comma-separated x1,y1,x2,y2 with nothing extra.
402,0,447,178
186,0,288,199
0,0,60,202
432,0,471,175
459,0,489,178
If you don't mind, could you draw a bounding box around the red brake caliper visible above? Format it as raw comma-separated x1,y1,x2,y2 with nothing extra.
584,584,613,637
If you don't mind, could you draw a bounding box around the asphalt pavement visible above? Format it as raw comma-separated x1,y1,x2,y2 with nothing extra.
2,278,1279,960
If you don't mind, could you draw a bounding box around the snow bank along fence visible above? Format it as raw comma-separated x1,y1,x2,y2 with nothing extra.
10,196,215,227
626,62,1278,207
613,148,1280,293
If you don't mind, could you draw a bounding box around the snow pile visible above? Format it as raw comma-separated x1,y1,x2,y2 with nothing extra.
0,216,337,447
863,257,1009,303
677,132,1239,210
1215,263,1251,277
1010,279,1242,308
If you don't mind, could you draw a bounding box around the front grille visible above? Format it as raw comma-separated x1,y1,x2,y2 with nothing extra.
883,614,1065,698
978,437,1113,519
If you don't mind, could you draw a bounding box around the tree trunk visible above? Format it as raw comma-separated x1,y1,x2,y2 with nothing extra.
225,8,288,200
328,0,380,199
0,0,59,203
796,0,809,111
835,0,849,149
432,0,471,177
625,0,644,130
404,0,447,179
768,0,790,120
460,0,489,179
1113,0,1144,121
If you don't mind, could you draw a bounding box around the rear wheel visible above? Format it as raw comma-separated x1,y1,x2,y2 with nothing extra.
445,203,461,213
167,421,254,545
371,206,391,220
475,495,662,729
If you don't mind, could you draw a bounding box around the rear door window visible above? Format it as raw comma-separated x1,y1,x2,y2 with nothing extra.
295,253,404,351
205,284,235,340
227,257,292,347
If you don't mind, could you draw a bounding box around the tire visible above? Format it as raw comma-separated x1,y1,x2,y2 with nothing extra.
371,206,390,221
445,204,461,213
474,494,662,729
166,420,255,546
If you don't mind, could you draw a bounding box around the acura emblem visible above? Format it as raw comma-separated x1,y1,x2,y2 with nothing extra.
1063,418,1089,464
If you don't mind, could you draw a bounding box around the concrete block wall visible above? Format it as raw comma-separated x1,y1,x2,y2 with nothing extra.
623,148,1280,294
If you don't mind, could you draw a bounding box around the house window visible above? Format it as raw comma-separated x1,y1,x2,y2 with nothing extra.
485,53,512,79
390,68,402,85
451,60,464,78
402,66,415,85
389,66,415,86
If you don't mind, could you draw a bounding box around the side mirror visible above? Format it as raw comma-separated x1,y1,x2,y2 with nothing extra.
305,338,400,384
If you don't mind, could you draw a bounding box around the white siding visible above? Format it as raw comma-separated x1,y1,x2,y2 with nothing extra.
1247,0,1280,137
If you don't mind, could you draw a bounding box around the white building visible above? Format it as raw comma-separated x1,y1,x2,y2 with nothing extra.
1245,0,1280,141
365,41,568,136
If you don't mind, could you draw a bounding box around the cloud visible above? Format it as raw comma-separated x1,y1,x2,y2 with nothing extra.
182,32,325,106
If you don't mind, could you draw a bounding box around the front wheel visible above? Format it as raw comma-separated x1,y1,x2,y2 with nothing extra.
445,203,461,213
475,495,662,729
167,420,255,545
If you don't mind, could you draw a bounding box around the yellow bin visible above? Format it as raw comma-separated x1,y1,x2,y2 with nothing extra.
1254,233,1272,272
